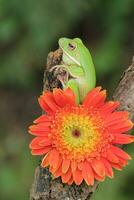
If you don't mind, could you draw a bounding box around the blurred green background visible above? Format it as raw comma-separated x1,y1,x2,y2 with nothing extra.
0,0,134,199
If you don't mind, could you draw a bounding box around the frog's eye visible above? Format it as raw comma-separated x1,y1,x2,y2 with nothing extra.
68,43,76,50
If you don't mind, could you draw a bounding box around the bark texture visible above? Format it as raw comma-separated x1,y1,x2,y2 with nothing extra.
30,50,134,200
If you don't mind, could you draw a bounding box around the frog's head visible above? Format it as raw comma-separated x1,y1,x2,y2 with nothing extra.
59,37,83,66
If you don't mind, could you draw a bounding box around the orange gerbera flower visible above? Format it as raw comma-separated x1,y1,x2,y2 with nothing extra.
29,87,133,185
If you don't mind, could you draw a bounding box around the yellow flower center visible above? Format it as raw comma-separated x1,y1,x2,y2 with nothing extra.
61,113,100,150
50,106,111,161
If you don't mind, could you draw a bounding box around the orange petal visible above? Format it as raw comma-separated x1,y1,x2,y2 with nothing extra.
111,145,131,160
78,162,83,170
34,115,53,123
53,165,62,178
29,124,51,131
29,137,41,149
67,176,73,185
105,111,129,125
118,157,128,167
108,120,133,134
94,173,105,181
73,168,83,185
39,138,52,146
41,92,59,112
31,146,51,155
61,168,72,183
106,119,128,127
111,163,123,171
38,96,53,114
62,159,70,173
64,88,76,106
110,126,133,134
91,159,105,178
83,87,102,107
106,149,119,163
49,157,62,174
53,88,68,107
28,130,50,137
41,153,50,167
28,123,50,136
71,160,77,172
49,148,60,169
51,156,62,173
102,158,113,178
82,162,94,185
99,101,120,115
112,134,134,144
29,137,49,149
90,90,106,108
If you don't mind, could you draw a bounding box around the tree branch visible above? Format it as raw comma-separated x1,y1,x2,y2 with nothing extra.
29,50,134,200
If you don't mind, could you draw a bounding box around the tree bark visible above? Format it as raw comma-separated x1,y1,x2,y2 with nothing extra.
29,49,134,200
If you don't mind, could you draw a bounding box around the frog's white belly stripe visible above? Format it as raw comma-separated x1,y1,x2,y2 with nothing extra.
61,48,80,66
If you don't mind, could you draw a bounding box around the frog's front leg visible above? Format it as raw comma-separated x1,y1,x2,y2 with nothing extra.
50,64,70,88
50,64,84,79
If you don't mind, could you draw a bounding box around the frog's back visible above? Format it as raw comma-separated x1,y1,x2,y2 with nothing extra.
80,45,96,87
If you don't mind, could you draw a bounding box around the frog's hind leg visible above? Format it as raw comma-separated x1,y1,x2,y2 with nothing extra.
66,79,80,104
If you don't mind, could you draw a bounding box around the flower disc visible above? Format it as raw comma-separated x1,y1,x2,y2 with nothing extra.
51,106,110,162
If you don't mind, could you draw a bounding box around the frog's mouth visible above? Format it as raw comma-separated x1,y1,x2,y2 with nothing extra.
61,47,81,66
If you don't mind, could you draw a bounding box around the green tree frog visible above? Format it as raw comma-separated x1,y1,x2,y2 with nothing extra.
53,37,96,104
